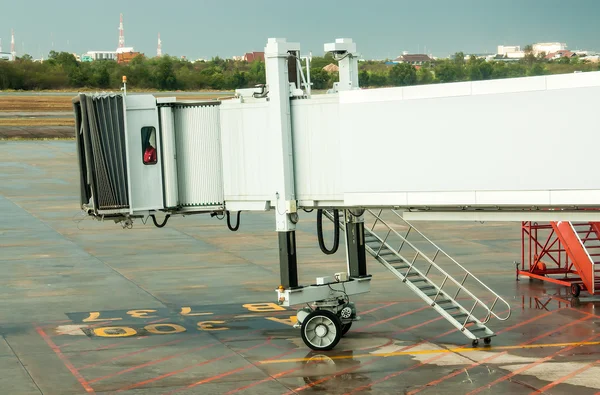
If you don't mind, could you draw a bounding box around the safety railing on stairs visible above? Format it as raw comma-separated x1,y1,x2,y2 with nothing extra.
364,209,511,323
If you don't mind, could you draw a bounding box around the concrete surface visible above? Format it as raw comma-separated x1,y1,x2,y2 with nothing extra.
1,140,600,394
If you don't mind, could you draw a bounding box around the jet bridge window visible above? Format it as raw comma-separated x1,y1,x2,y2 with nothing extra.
141,126,157,165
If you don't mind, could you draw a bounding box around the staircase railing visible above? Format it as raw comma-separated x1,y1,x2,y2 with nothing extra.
364,209,511,323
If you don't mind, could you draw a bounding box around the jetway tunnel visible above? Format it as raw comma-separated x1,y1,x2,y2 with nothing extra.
73,37,600,350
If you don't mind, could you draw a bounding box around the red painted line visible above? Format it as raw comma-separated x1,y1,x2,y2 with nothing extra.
78,335,199,370
76,317,169,355
89,341,217,384
347,351,449,395
389,316,444,337
116,340,270,392
407,311,590,395
355,305,430,331
57,337,91,350
532,359,599,394
162,348,299,395
36,326,95,394
359,301,399,315
285,315,469,395
224,366,300,395
468,331,600,395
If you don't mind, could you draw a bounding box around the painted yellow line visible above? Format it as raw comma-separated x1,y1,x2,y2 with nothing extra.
259,340,600,365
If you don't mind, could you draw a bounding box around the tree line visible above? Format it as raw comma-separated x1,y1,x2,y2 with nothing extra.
0,50,598,91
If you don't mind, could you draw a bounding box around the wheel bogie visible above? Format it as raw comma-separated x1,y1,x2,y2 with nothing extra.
301,309,343,351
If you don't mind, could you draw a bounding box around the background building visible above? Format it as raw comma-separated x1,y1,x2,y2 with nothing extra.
393,52,433,65
533,42,567,55
85,51,117,61
497,45,525,59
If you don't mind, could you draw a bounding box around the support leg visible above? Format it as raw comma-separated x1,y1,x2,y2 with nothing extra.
345,211,368,278
279,231,299,289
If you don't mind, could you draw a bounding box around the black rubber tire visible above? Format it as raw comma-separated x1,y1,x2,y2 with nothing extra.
484,337,492,345
341,322,353,336
571,283,581,298
472,339,479,347
301,310,342,351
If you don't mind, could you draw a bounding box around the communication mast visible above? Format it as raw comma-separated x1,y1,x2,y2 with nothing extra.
157,33,162,57
118,14,125,48
11,29,16,61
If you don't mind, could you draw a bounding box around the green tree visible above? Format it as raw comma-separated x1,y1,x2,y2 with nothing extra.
435,60,459,83
310,68,331,90
388,63,417,86
416,67,433,84
153,56,178,90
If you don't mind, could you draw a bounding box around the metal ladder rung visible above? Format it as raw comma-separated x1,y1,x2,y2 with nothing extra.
442,305,460,311
411,278,428,283
387,258,405,263
436,299,453,305
418,285,436,291
470,327,488,333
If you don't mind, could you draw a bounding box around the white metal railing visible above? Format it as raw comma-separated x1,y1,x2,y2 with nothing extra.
365,209,511,324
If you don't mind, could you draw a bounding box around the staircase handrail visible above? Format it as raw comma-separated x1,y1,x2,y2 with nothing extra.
367,209,511,321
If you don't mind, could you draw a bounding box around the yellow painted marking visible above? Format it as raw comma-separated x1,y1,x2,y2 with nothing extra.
259,340,600,365
93,326,137,338
197,321,229,331
180,307,213,316
145,323,186,335
243,303,286,313
127,309,158,319
265,316,298,327
83,312,122,322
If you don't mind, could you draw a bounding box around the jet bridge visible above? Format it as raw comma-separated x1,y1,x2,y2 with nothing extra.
73,37,600,350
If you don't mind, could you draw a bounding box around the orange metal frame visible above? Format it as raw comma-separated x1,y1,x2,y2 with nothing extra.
520,221,600,295
519,221,581,288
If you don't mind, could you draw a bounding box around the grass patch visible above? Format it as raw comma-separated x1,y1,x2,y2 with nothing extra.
0,118,75,126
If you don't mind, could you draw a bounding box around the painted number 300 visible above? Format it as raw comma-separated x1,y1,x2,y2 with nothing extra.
87,303,288,338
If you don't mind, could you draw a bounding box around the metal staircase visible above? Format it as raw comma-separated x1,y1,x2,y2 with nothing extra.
551,221,600,295
324,209,511,344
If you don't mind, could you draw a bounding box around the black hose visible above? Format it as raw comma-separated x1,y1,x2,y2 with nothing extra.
227,211,241,231
151,214,170,228
317,209,339,255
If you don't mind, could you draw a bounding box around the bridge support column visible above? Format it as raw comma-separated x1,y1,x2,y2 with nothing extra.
279,231,299,289
345,210,368,278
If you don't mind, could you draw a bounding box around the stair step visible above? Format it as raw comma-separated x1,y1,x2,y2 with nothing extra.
410,278,428,283
470,327,488,333
387,257,405,263
392,265,409,271
418,285,436,291
438,303,460,310
436,299,453,305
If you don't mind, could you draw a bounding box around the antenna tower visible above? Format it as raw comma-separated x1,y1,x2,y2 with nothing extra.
157,33,162,57
11,29,16,60
118,14,125,48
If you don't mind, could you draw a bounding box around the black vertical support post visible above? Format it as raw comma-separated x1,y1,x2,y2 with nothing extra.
346,217,368,278
279,231,299,289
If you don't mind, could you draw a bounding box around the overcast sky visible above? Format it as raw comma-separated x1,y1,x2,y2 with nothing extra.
1,0,599,60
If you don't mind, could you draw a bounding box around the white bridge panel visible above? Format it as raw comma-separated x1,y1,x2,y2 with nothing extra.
219,101,274,206
291,96,343,202
339,72,600,207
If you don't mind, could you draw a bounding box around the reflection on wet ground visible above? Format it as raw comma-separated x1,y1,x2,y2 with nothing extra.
2,141,600,394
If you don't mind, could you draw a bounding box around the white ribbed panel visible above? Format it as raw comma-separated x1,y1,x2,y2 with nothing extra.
173,105,224,206
160,107,179,207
